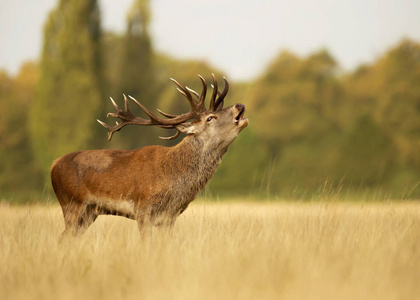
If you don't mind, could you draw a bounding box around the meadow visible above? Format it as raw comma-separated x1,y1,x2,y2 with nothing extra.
0,199,419,300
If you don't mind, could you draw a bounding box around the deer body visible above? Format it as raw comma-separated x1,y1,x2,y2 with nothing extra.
51,75,248,236
52,135,228,231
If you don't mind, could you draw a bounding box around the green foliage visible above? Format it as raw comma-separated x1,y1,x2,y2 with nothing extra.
1,0,419,200
102,32,124,97
249,50,343,150
0,63,42,193
208,129,270,196
227,41,420,198
269,132,343,195
374,40,420,167
31,0,104,176
114,0,157,149
336,114,397,186
119,0,154,100
345,40,420,168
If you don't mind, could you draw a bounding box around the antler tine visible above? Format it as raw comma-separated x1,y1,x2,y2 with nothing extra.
97,119,122,141
127,95,163,123
159,130,181,140
109,97,121,111
129,95,198,124
186,87,200,99
214,76,229,111
123,94,130,111
170,78,199,112
197,75,207,112
157,109,177,119
99,76,222,141
183,75,207,113
98,95,154,141
209,73,218,111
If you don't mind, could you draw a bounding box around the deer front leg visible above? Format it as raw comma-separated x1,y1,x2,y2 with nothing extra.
134,205,174,236
134,203,150,234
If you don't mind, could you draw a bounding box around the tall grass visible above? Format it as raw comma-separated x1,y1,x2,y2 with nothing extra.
1,200,419,300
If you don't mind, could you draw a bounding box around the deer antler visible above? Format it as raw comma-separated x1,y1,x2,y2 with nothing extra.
98,74,228,141
209,74,229,112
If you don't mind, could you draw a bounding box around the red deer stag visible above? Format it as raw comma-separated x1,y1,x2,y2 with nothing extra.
51,75,248,236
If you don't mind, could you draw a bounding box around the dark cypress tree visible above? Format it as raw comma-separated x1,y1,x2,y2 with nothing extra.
31,0,104,176
117,0,157,149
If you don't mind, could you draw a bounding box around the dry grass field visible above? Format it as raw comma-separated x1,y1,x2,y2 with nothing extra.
0,199,419,300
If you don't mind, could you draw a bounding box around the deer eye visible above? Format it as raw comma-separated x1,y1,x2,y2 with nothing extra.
206,116,215,122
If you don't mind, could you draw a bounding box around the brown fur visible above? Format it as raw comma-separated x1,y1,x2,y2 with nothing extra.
51,103,248,236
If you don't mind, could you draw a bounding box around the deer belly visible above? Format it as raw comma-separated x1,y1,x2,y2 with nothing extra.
86,194,135,219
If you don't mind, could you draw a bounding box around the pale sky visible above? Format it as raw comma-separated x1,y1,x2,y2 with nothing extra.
1,0,419,81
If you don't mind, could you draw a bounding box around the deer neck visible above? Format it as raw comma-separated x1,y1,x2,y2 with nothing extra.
165,135,228,192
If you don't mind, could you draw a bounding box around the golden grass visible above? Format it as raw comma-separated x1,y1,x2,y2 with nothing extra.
1,200,419,300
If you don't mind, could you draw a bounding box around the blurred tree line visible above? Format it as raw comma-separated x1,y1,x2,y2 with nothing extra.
0,0,419,200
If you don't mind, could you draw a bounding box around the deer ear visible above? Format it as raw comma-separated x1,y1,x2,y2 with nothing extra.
175,123,197,135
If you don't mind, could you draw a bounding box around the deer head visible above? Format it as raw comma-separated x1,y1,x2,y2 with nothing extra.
97,74,248,145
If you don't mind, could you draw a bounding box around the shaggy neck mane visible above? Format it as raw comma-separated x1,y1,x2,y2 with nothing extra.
164,135,228,193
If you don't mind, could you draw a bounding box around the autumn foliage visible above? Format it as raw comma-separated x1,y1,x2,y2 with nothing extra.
0,0,419,200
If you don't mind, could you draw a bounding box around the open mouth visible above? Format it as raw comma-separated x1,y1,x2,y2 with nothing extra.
233,104,248,129
234,108,246,124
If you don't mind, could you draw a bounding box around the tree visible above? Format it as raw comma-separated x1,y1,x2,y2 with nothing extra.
0,63,42,193
31,0,104,177
373,40,420,167
249,50,342,156
207,128,270,196
337,114,397,187
346,39,420,167
115,0,157,149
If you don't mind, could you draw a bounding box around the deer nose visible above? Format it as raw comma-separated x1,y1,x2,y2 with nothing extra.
235,104,245,111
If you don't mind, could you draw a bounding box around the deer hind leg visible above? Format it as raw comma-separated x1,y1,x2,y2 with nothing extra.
76,204,99,235
60,200,98,237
